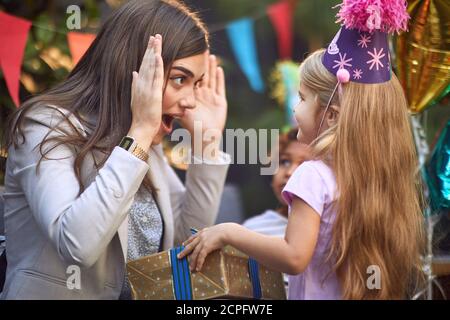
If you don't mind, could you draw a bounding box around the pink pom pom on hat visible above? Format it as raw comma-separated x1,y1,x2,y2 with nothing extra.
337,68,350,83
322,0,410,84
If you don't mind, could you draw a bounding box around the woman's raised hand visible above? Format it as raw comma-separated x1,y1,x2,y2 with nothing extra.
128,34,164,152
179,54,228,159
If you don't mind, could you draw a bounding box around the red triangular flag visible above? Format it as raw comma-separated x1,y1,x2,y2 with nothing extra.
0,12,31,107
267,1,294,60
67,32,96,66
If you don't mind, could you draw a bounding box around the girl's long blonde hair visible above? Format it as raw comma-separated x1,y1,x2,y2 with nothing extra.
299,50,425,299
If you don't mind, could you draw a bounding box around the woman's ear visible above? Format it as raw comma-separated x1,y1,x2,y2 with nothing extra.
326,104,340,127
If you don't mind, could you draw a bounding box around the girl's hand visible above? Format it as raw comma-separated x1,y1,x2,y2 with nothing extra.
128,34,164,149
179,55,227,154
177,223,234,272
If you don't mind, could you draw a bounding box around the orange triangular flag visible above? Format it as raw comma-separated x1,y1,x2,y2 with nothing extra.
67,32,96,66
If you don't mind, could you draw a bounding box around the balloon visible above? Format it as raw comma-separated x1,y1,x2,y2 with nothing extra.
395,0,450,114
424,120,450,212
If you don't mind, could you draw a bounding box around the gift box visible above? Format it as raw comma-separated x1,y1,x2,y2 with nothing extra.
126,245,286,300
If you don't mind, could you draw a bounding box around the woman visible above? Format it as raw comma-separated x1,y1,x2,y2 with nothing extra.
1,0,228,299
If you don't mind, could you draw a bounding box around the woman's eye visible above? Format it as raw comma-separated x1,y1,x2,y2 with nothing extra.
171,77,186,86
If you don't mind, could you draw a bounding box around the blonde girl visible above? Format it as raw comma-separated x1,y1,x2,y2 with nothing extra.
179,0,425,299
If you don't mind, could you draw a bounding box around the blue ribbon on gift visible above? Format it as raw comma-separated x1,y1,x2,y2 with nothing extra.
169,246,193,300
248,258,262,299
169,228,263,300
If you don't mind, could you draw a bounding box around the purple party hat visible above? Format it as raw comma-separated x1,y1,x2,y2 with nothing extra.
322,0,410,84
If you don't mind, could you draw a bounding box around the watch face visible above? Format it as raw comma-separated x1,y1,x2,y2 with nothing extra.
120,137,134,151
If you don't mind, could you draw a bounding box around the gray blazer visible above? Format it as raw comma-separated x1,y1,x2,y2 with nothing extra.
0,105,229,299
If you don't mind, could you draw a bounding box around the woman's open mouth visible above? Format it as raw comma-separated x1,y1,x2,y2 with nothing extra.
161,115,175,134
161,113,184,134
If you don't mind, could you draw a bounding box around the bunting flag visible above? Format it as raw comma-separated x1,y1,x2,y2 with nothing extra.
0,12,31,107
226,18,265,93
267,1,293,60
1,2,296,103
67,32,96,66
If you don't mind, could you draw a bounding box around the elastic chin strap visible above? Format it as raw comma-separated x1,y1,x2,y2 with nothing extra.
315,68,349,139
315,81,339,139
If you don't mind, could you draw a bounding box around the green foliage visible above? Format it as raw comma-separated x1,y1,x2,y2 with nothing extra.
294,0,341,48
0,0,101,184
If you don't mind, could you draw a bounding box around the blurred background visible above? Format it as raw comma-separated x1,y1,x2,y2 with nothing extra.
0,2,449,294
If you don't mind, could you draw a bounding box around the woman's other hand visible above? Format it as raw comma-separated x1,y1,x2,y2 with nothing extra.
180,54,228,160
128,34,164,151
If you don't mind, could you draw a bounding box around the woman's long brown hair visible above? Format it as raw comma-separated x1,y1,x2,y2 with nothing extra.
299,50,425,299
4,0,209,195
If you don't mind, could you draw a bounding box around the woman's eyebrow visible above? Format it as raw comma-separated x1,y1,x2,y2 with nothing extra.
171,66,205,81
171,66,194,78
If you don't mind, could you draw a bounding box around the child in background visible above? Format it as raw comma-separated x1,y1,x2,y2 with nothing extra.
179,0,425,299
242,129,311,291
243,129,311,237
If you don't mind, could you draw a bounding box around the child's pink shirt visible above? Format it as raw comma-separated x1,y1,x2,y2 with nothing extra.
282,160,341,300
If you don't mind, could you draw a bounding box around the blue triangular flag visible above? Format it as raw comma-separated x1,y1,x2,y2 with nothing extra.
226,18,265,93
